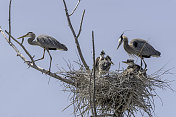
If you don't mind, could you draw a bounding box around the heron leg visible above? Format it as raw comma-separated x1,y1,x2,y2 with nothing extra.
142,59,147,70
35,49,46,62
140,58,143,68
46,49,52,73
139,57,144,72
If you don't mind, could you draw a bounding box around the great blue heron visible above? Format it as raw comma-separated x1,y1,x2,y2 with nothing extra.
18,32,68,72
123,59,146,76
123,59,142,71
95,50,114,75
117,33,161,69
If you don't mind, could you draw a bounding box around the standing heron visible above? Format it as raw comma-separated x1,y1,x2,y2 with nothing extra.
117,33,161,69
95,50,114,75
18,32,68,72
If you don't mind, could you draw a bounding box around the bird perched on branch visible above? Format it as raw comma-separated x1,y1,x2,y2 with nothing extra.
18,32,68,72
117,33,161,69
95,50,114,75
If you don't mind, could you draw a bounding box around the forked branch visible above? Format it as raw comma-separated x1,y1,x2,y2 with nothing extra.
63,0,89,71
5,30,36,65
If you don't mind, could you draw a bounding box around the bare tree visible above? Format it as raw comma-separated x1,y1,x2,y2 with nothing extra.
0,0,173,117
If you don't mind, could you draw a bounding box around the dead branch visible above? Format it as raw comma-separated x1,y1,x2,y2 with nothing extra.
5,30,36,65
63,0,89,71
69,0,81,16
0,27,75,86
92,31,97,117
77,10,85,38
89,69,94,116
8,0,12,43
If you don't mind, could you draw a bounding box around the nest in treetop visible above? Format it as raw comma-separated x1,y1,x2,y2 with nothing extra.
59,65,171,117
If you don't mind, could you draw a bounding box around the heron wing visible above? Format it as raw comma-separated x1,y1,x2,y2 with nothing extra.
130,39,160,57
99,59,111,71
37,35,68,51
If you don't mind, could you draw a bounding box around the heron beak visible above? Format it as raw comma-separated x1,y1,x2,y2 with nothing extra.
122,61,127,64
17,34,28,39
111,61,114,65
117,32,124,50
117,39,122,50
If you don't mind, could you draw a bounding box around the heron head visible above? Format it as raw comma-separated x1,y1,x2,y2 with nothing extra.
99,50,105,59
117,33,124,49
18,32,35,39
100,50,105,55
117,32,129,49
122,59,134,66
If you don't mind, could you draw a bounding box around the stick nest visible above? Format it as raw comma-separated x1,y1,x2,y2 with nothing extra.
59,66,171,117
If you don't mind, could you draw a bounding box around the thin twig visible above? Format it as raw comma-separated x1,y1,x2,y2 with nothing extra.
92,31,97,117
77,9,85,38
62,0,89,71
69,0,81,16
63,0,76,38
0,27,26,62
8,0,12,43
0,27,75,86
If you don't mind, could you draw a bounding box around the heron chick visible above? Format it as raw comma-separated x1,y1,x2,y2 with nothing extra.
117,33,161,69
18,32,68,72
122,59,141,71
95,50,114,75
122,59,146,76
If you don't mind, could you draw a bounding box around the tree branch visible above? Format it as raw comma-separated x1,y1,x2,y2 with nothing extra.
62,0,89,71
77,9,85,38
8,0,12,43
89,72,94,116
0,27,75,86
5,30,36,65
69,0,80,16
0,27,26,62
92,31,97,117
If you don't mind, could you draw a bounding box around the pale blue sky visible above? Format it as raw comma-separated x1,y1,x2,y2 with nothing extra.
0,0,176,117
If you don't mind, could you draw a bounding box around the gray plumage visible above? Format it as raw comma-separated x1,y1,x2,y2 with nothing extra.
18,32,68,72
129,39,160,58
20,32,68,51
117,33,161,69
36,34,68,50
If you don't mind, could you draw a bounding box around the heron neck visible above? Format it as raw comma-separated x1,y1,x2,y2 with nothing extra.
123,38,133,54
123,38,129,47
28,37,38,46
128,63,134,67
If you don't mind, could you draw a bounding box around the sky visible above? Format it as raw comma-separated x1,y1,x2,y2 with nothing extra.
0,0,176,117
